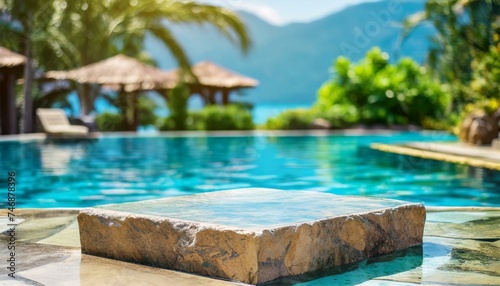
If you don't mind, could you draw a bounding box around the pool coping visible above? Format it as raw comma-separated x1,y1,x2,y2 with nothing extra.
371,142,500,171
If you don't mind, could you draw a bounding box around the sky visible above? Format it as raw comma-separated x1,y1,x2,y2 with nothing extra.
202,0,379,25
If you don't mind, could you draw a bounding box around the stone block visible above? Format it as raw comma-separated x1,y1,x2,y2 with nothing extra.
77,188,425,284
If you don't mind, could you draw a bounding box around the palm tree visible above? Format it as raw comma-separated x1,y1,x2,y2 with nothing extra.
49,0,251,116
0,0,251,129
403,0,500,110
0,0,56,132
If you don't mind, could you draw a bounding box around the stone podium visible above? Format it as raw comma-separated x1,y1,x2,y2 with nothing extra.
78,188,425,284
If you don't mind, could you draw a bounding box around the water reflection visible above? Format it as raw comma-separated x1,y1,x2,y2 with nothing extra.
1,133,499,208
263,246,423,286
40,143,86,175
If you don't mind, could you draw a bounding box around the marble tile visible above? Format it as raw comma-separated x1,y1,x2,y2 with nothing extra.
425,214,500,239
37,220,81,248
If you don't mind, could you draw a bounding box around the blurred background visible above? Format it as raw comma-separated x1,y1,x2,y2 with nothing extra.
0,0,499,141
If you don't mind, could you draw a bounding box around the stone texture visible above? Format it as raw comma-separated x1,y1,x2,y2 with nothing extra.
459,111,499,145
77,188,426,284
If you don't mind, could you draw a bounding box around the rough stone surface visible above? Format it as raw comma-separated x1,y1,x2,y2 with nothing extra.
77,188,426,284
459,111,499,145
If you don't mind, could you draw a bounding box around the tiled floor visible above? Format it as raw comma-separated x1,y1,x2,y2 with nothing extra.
1,208,499,285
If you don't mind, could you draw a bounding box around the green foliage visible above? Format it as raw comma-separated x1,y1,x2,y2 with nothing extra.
0,0,250,71
137,96,158,127
0,0,251,117
404,0,500,110
265,109,314,130
95,112,126,132
198,105,254,131
166,84,190,131
313,104,360,128
230,101,254,111
265,105,360,130
95,95,157,131
158,112,202,131
315,47,451,127
421,115,459,131
464,99,500,116
159,104,254,131
157,117,175,131
470,46,500,101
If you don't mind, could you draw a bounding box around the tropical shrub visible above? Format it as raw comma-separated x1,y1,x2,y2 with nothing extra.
159,104,254,131
265,106,360,130
137,96,159,127
95,95,158,131
470,46,500,102
465,99,500,116
230,101,254,111
199,105,254,131
404,0,500,111
166,84,190,131
95,112,126,131
315,47,452,127
312,104,360,128
265,109,314,130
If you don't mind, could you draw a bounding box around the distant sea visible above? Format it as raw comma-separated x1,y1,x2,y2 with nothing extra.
66,93,311,125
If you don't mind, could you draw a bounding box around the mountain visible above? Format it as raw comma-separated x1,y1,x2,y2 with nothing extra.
145,0,433,105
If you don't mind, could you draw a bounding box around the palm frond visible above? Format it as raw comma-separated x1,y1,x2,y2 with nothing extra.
402,11,427,39
146,22,192,72
127,0,251,53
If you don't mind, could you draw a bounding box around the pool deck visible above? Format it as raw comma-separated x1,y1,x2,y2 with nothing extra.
1,207,499,285
371,142,500,171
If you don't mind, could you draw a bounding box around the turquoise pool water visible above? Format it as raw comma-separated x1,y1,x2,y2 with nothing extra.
1,132,499,208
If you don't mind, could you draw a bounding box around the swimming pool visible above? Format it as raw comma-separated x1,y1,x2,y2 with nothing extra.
1,132,499,208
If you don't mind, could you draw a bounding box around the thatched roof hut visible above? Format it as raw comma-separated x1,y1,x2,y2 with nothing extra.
88,61,259,104
44,54,177,131
169,61,258,89
0,47,26,68
167,61,258,105
45,54,176,92
0,46,26,135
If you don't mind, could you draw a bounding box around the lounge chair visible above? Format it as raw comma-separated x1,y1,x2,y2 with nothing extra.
36,108,97,139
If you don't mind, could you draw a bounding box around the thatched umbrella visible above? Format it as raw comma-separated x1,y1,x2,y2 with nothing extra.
45,54,176,92
0,47,26,135
0,47,26,67
45,54,176,130
166,61,258,105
